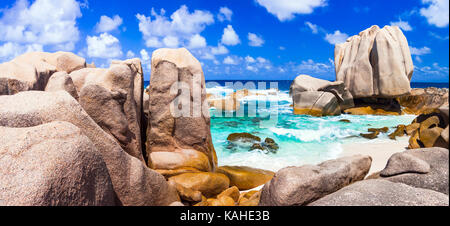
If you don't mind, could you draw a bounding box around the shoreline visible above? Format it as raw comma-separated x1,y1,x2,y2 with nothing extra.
340,137,410,176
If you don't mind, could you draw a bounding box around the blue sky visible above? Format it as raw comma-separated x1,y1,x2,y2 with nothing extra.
0,0,448,82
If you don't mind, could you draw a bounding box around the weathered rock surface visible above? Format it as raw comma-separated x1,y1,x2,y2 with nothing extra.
309,179,448,206
147,48,217,172
45,71,79,100
0,91,174,206
0,121,116,206
168,172,230,198
0,52,86,94
70,61,144,161
335,25,413,98
380,147,448,195
398,88,449,115
259,155,372,206
216,166,275,190
293,91,341,116
290,75,354,116
408,106,449,149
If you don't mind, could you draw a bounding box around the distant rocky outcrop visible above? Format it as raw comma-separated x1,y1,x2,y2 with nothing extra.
289,74,354,116
0,121,116,206
335,25,413,99
397,88,449,115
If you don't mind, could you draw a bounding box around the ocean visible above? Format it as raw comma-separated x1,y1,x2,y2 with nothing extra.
144,80,448,171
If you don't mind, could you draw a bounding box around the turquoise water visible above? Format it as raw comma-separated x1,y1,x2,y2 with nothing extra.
207,85,416,171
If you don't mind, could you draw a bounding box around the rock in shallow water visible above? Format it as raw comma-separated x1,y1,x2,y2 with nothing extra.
309,179,448,206
0,121,116,206
259,155,372,206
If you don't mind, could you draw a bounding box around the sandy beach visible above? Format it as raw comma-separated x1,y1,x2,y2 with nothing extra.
340,137,410,176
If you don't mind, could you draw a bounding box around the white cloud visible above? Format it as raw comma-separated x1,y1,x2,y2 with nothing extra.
95,15,123,33
136,5,214,48
305,21,319,34
390,20,413,31
86,33,122,58
256,57,267,63
188,34,207,49
0,42,43,61
324,30,348,45
248,33,265,47
246,65,258,72
255,0,327,21
279,46,286,50
223,56,238,65
410,46,431,55
221,25,240,46
218,7,233,22
126,50,135,58
245,56,256,63
0,0,82,53
210,45,229,55
295,59,333,73
140,49,150,62
420,0,449,27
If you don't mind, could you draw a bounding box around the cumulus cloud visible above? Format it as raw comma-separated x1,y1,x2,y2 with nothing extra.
410,46,431,55
218,7,233,22
248,33,265,47
390,20,413,31
0,42,43,61
295,59,333,74
210,45,229,55
95,15,123,33
420,0,449,27
255,0,327,21
223,56,238,65
126,50,135,58
221,25,240,46
245,56,256,63
188,34,207,49
324,30,348,45
86,33,122,58
136,5,214,48
0,0,82,60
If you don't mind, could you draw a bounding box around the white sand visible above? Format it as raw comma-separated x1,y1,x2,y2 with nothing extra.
340,137,409,176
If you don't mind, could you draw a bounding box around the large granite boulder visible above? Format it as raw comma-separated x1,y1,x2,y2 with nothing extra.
259,155,372,206
0,51,86,94
45,71,79,100
168,172,230,198
69,60,144,161
397,88,449,115
0,121,116,206
379,147,449,195
290,75,354,116
309,179,448,206
335,25,413,98
147,48,217,174
0,91,175,206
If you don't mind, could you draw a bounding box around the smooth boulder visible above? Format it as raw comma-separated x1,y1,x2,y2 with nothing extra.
168,172,230,198
0,121,115,206
0,91,174,206
147,48,217,172
309,179,448,206
380,147,449,195
216,166,274,190
259,155,372,206
335,25,413,98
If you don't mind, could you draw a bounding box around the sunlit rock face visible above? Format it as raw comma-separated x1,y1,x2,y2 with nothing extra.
334,25,414,99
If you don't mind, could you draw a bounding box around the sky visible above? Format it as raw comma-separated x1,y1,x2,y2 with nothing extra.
0,0,448,82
